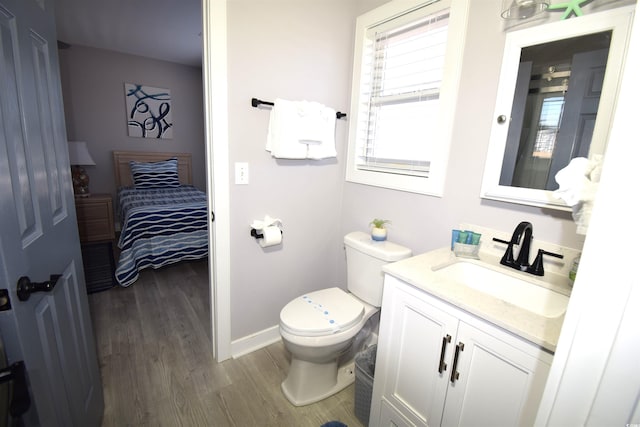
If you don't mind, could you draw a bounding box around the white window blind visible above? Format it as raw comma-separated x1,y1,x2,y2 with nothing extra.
356,8,450,178
533,96,565,158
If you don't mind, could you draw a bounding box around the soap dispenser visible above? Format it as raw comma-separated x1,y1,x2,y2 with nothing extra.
569,255,580,285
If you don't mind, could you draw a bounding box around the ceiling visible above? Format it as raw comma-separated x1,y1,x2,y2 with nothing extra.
54,0,203,67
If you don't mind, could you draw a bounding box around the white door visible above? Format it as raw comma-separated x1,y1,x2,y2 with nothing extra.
372,278,458,427
0,0,103,425
440,321,551,427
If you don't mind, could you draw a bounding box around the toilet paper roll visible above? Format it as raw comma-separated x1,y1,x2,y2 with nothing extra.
259,225,282,247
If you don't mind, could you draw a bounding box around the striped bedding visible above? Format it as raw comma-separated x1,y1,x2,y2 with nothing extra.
115,185,208,287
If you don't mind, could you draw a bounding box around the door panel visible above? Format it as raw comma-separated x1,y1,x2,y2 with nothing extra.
441,322,550,427
0,6,40,242
379,281,458,427
30,29,65,220
35,291,74,426
35,269,98,425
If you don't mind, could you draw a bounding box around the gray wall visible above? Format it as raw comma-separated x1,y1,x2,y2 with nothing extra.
227,0,369,340
341,0,587,255
227,0,590,342
58,46,206,202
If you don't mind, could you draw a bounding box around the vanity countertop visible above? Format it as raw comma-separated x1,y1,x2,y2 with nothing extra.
382,247,570,352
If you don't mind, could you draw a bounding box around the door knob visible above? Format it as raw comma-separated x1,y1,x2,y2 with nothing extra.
16,275,61,302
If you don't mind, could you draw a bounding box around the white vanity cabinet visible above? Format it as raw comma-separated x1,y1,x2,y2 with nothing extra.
370,275,553,427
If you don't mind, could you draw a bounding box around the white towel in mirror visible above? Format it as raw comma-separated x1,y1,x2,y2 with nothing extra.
554,155,603,235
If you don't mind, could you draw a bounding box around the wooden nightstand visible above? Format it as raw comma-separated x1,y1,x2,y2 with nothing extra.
75,193,115,243
75,194,117,293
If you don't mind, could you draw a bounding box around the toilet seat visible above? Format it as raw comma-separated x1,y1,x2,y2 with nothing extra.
280,287,364,337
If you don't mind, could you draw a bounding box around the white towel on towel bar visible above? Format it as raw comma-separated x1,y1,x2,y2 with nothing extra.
297,101,337,159
265,98,337,159
266,99,308,159
296,101,332,142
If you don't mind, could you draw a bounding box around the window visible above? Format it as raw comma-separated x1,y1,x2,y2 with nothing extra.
346,0,469,195
533,96,565,158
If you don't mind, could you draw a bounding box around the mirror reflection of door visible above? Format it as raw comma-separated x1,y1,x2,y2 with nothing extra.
499,31,612,191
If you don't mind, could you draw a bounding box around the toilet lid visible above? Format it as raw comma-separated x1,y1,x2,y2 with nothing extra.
280,287,364,337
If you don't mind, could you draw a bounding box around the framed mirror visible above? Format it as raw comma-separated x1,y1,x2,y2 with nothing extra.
480,6,635,210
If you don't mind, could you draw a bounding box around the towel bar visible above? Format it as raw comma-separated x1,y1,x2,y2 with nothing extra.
251,98,347,119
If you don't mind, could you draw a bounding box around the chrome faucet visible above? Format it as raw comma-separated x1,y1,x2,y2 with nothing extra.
494,221,534,272
493,221,564,276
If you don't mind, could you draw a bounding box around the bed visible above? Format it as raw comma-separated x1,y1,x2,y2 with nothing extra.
113,151,208,287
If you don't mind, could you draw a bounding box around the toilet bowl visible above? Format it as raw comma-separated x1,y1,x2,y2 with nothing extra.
279,232,412,406
280,287,378,406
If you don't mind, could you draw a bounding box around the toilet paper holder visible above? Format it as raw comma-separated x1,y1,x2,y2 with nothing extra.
250,228,283,239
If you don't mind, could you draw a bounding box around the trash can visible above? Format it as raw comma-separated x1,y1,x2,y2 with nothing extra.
354,344,377,426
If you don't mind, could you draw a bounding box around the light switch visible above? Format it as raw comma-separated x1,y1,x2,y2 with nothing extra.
235,162,249,184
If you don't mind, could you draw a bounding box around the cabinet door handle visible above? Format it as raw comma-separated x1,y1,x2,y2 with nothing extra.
450,342,465,384
438,334,451,374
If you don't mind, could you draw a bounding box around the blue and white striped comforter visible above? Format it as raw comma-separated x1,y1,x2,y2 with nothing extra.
116,186,208,287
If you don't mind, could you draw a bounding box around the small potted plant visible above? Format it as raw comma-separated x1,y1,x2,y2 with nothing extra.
370,218,391,241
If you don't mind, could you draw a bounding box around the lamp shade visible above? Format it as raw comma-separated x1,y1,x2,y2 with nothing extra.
68,141,96,166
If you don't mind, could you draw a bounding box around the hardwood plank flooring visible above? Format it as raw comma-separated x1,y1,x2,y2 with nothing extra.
88,259,365,427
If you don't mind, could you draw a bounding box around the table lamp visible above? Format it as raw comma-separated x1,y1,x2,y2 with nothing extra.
68,141,96,197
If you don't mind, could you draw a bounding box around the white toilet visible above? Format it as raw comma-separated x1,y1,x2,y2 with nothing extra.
279,231,412,406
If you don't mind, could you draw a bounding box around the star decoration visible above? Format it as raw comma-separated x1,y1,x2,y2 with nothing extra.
547,0,593,19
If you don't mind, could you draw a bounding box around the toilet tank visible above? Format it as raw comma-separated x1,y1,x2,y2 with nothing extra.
344,231,412,306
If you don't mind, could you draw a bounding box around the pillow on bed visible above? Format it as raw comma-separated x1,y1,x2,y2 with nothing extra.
130,158,181,189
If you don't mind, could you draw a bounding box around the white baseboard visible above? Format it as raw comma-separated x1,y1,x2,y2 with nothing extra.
230,326,379,360
231,325,282,358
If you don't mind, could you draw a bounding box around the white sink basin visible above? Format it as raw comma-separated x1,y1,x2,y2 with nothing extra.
432,260,569,318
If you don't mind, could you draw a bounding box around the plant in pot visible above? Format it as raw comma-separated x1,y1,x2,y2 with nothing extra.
370,218,391,241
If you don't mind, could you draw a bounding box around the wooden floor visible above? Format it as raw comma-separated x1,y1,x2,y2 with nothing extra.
88,259,364,427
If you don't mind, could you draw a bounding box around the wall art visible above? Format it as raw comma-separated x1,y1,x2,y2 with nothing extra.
125,83,173,139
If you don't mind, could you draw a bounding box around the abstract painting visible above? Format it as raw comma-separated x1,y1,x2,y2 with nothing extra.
125,83,173,139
